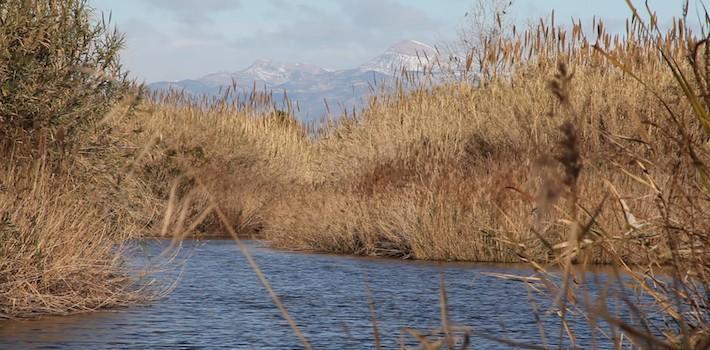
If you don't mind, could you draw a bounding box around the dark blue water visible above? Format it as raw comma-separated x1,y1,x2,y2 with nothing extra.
0,240,634,349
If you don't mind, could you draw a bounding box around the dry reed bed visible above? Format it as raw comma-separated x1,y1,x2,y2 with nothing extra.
0,98,181,319
0,146,147,318
127,93,311,238
140,16,707,264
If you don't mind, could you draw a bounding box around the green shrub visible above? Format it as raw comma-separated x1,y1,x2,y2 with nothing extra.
0,0,128,153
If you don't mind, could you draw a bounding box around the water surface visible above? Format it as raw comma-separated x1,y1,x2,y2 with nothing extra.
0,240,627,349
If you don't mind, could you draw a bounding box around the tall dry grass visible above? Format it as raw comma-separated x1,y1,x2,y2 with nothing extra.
127,90,311,238
141,8,708,264
0,92,170,319
0,155,144,318
260,15,706,263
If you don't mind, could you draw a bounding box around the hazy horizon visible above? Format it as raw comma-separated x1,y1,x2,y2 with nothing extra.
91,0,695,82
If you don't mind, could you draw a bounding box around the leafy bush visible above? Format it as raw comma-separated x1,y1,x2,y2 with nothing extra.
0,0,128,152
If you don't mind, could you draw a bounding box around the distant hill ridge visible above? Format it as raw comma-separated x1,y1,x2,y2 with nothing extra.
148,40,439,122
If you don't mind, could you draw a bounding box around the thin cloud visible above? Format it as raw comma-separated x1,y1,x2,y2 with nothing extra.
145,0,242,27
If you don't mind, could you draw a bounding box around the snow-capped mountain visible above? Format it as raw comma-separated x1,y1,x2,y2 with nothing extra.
148,40,440,121
243,60,326,84
198,60,328,87
359,40,438,74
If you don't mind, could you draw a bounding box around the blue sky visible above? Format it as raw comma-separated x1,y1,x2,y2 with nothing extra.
90,0,693,82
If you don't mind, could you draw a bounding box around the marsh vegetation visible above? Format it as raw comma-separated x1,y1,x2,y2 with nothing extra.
0,0,707,348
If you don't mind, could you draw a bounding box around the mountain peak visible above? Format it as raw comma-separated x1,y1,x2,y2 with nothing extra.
360,39,438,74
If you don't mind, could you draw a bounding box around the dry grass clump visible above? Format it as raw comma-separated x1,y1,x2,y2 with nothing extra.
127,91,311,238
0,136,153,318
0,94,168,319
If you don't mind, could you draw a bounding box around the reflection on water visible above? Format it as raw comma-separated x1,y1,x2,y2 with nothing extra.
0,240,626,349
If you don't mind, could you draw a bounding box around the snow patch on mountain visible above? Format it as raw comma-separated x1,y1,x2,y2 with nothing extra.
359,40,438,74
195,60,328,87
238,60,327,85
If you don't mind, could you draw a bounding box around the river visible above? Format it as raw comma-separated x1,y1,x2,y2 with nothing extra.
0,240,629,349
